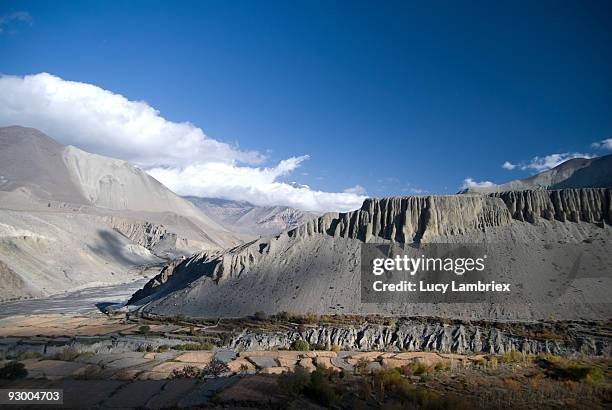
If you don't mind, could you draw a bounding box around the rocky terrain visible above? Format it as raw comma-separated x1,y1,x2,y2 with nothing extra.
0,126,244,301
185,196,318,236
130,188,612,321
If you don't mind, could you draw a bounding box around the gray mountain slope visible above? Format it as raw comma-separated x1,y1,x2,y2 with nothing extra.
0,126,242,249
461,154,612,194
130,189,612,322
0,126,245,301
184,196,318,236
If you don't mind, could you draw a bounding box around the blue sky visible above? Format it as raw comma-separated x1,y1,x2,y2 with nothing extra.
0,0,611,210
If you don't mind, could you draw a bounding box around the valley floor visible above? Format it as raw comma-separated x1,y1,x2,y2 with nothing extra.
0,313,610,408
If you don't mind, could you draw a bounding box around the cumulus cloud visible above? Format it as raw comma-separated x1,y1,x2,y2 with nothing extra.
591,138,612,150
502,152,593,173
461,178,496,189
0,11,33,34
0,73,366,212
501,161,516,170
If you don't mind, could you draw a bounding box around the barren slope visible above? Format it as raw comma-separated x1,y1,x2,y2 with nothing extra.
0,126,244,300
131,189,612,321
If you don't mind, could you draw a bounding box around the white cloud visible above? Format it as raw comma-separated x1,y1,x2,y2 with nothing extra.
461,178,496,189
343,185,367,195
501,161,516,170
0,11,33,34
502,152,594,173
591,138,612,150
520,153,592,172
0,73,366,212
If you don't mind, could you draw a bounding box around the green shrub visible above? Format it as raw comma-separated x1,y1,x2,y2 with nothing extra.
138,325,150,334
201,358,230,378
16,351,42,361
305,366,340,407
290,339,310,351
170,365,201,379
55,347,80,361
253,311,268,321
502,350,524,364
355,358,369,375
136,345,146,352
0,361,27,379
156,345,169,353
173,342,214,351
567,366,604,383
434,361,449,371
278,366,310,397
331,344,342,352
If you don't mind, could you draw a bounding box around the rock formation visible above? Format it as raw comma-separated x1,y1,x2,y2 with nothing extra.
130,188,612,321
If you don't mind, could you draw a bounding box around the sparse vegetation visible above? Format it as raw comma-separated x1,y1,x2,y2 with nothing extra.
0,361,28,379
253,311,268,321
170,365,201,379
201,358,230,378
138,325,151,334
54,346,80,361
502,350,524,364
156,345,169,353
16,351,42,361
290,339,310,351
173,342,214,351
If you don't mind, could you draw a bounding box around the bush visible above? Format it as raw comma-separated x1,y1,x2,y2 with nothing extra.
434,361,449,371
278,366,310,397
331,344,342,352
253,311,268,321
170,365,201,379
502,350,524,364
16,351,42,361
55,347,80,361
136,345,146,352
138,325,150,334
156,345,169,353
305,366,340,407
355,358,370,375
291,339,310,351
275,311,290,321
0,361,28,379
173,342,214,351
201,358,230,378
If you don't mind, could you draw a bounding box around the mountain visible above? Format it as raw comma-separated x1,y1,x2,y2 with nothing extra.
0,126,244,301
130,188,612,322
184,196,318,236
461,154,612,193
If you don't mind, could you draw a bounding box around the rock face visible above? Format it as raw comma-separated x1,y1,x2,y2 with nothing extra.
130,188,612,321
226,320,610,356
290,195,512,243
492,188,611,224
